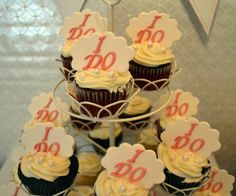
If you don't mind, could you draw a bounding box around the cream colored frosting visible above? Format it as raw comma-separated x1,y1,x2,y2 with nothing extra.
95,170,149,196
75,69,132,92
160,115,186,129
89,123,122,139
20,152,70,182
133,42,174,67
68,185,94,196
78,152,102,177
60,41,74,57
158,143,210,183
139,127,158,146
124,96,150,115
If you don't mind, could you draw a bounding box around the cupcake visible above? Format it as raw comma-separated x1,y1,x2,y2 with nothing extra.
74,69,132,118
70,103,100,131
94,170,149,196
18,152,79,196
88,122,123,151
119,95,151,129
71,32,134,118
158,118,221,195
158,143,211,195
67,185,94,196
129,42,174,90
76,152,102,186
138,127,159,151
18,123,79,195
95,143,165,196
60,40,75,81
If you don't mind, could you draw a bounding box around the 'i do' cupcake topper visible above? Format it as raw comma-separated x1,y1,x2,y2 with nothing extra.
126,10,182,47
196,167,235,195
22,123,74,157
102,143,165,189
161,118,221,158
59,9,107,41
163,89,199,120
71,32,134,72
28,92,69,127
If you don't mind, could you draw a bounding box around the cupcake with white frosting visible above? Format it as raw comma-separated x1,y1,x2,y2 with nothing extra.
129,42,174,90
158,143,210,193
138,127,159,151
88,122,123,151
94,170,149,196
76,152,102,186
119,95,151,129
17,124,79,196
60,41,75,81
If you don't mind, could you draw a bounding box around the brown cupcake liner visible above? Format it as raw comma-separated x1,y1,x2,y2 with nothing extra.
70,107,100,131
60,55,75,81
129,60,172,90
74,83,127,118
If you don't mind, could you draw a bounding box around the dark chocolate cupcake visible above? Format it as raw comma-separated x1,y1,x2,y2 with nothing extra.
18,153,79,196
60,41,75,81
119,95,151,130
130,42,174,91
88,123,123,151
74,69,132,118
158,143,211,195
70,105,100,131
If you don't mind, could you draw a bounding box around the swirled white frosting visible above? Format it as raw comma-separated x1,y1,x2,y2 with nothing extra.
160,115,186,129
139,127,158,146
60,41,74,57
78,152,102,177
20,152,70,182
158,143,210,183
75,69,132,92
133,42,174,67
95,170,149,196
89,123,122,139
124,96,150,115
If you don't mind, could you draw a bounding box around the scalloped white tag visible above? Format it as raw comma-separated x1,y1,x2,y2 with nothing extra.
126,10,182,48
22,123,74,157
164,89,199,119
11,146,25,163
59,9,107,41
197,167,234,195
161,118,221,158
0,183,28,196
28,92,69,126
101,143,165,189
71,32,134,72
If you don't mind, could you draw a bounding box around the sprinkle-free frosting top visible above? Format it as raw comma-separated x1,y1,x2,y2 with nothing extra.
60,41,74,57
158,143,210,183
95,170,149,196
78,152,102,177
133,42,174,67
89,123,122,139
139,127,158,146
75,69,132,92
124,96,150,115
20,152,70,182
